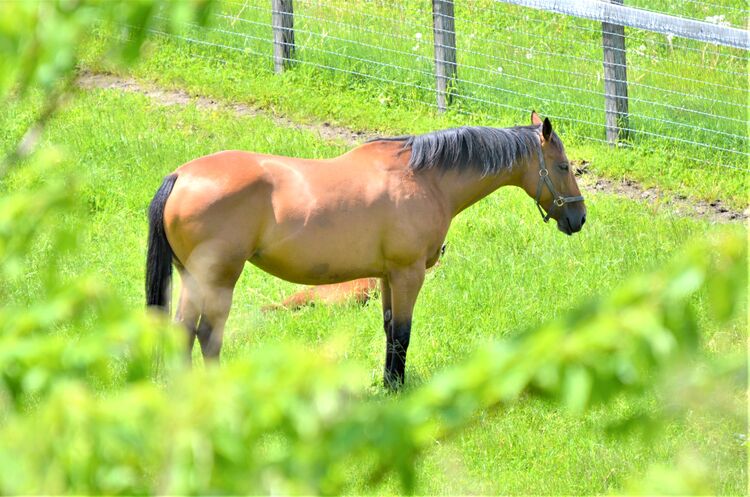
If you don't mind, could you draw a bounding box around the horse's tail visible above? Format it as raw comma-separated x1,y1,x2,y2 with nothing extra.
146,173,178,311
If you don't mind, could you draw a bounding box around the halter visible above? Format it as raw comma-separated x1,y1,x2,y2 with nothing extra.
534,145,584,223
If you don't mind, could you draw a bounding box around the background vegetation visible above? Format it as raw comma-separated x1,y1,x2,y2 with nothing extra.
0,1,747,495
82,0,749,207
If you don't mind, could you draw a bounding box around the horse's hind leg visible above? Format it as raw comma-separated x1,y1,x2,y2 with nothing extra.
174,267,201,359
194,260,244,362
196,284,236,361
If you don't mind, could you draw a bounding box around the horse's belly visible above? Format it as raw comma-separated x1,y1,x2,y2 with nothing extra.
249,255,382,285
249,229,384,285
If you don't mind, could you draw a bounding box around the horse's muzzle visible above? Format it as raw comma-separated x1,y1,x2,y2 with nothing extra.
557,211,586,235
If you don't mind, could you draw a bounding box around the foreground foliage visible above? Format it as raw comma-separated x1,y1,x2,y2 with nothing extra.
0,192,745,493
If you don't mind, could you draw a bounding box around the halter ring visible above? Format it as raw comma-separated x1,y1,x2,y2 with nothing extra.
554,198,565,207
539,169,548,177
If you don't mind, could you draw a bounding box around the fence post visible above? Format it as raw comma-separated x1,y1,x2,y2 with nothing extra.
432,0,457,112
602,0,629,143
272,0,295,73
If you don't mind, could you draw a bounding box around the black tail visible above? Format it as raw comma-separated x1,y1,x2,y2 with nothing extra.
146,174,178,311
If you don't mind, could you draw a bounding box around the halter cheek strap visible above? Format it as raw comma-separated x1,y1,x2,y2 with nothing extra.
534,145,584,223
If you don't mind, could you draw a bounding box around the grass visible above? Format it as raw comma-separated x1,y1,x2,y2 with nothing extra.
81,0,749,208
1,87,746,494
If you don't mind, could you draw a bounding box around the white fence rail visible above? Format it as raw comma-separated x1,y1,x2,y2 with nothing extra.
497,0,748,48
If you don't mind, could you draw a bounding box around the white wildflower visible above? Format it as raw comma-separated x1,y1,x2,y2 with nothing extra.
705,14,730,27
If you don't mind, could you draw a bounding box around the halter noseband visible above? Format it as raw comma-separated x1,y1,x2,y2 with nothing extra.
534,145,584,223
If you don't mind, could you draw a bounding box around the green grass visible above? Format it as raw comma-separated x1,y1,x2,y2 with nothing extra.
82,0,749,208
1,88,746,494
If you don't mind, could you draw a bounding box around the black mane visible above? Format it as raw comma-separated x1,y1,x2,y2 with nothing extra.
371,125,541,176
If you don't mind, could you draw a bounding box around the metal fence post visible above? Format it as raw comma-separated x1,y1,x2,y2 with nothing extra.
432,0,457,112
602,0,630,143
272,0,295,73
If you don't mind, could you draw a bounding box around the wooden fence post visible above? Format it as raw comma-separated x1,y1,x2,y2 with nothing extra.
272,0,294,73
432,0,457,112
602,0,629,143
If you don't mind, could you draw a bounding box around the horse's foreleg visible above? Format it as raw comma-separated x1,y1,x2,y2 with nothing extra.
381,277,392,335
384,263,425,390
381,277,393,375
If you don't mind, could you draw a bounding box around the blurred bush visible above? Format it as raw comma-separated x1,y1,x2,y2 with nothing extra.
0,221,744,493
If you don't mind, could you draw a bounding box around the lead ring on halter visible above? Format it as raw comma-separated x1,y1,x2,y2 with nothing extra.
534,145,584,223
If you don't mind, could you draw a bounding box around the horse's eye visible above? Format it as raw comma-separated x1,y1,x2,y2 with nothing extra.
558,163,569,171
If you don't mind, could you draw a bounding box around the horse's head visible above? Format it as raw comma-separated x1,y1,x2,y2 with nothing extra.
520,111,586,235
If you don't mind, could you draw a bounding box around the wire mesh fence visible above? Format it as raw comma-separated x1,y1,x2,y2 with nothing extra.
145,0,748,174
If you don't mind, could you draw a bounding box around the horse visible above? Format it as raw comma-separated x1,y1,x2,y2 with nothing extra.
261,278,380,311
145,111,586,389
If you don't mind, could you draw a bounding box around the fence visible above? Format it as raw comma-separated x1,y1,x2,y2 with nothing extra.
149,0,749,173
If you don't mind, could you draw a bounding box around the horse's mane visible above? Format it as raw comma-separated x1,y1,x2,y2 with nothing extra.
370,125,541,176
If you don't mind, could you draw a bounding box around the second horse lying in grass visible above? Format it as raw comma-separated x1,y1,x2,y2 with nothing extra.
262,278,379,311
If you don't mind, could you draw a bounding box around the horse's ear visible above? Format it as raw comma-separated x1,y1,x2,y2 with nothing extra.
542,117,552,142
530,110,543,126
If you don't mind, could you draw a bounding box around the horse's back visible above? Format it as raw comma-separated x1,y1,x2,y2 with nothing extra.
164,150,273,269
173,150,270,194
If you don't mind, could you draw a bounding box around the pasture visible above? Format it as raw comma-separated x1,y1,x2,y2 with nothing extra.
2,86,746,493
0,1,747,494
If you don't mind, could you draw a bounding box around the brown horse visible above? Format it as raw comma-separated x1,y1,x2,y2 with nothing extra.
146,112,586,388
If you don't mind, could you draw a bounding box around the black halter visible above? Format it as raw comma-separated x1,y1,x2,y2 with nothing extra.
534,146,584,222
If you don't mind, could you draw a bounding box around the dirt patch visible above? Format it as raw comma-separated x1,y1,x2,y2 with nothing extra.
77,72,366,145
572,160,748,223
77,71,747,224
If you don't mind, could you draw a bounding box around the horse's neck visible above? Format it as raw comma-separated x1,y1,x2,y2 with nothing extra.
433,163,524,217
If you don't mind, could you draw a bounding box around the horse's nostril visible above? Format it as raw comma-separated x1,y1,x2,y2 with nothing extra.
581,215,586,226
